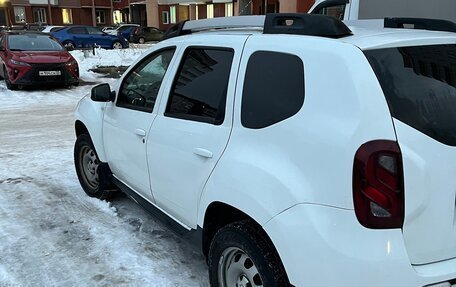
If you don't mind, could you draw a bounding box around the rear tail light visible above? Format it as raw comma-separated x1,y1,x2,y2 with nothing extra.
353,140,404,229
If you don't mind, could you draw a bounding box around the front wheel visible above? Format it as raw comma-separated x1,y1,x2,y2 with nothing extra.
208,220,290,287
112,41,123,49
63,41,75,50
74,133,117,199
138,37,145,44
4,66,17,90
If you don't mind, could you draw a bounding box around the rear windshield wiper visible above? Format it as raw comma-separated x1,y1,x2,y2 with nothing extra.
9,49,24,51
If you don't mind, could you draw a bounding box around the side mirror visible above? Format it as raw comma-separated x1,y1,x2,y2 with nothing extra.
91,83,115,102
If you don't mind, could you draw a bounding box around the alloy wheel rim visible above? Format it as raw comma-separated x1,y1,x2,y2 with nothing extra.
113,42,123,49
79,145,99,189
218,247,263,287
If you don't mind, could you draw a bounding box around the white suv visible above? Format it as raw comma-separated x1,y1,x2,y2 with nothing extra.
74,14,456,287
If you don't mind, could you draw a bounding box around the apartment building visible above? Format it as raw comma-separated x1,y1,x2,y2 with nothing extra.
154,0,315,30
1,0,113,26
0,0,314,30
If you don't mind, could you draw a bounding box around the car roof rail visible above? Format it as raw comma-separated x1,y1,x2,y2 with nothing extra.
384,17,456,33
162,13,352,40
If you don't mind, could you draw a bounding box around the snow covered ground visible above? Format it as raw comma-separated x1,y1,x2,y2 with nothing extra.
0,47,209,287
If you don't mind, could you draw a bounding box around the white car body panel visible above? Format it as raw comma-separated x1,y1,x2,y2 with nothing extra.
394,119,456,264
264,203,456,287
74,97,108,162
198,35,397,226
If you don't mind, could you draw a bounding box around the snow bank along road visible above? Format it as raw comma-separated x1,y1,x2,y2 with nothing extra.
0,48,209,287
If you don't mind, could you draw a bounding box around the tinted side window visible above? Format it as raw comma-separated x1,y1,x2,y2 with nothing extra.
365,45,456,146
69,27,86,34
165,48,234,125
87,27,103,35
242,51,304,129
117,48,175,112
314,4,346,20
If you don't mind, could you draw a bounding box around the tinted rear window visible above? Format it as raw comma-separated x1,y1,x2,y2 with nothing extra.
365,44,456,146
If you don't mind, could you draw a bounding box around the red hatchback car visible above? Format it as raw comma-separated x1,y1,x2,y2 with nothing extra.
0,31,79,90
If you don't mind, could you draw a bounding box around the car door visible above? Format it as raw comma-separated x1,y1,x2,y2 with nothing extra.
147,36,248,227
102,47,178,201
68,27,90,48
86,26,108,48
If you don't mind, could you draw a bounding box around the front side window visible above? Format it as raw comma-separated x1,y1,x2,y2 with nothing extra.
242,51,305,129
117,48,176,112
62,8,73,24
96,10,105,24
33,8,46,23
365,44,456,146
165,48,234,125
14,7,26,23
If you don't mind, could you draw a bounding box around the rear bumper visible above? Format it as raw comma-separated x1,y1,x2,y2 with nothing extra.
263,204,456,287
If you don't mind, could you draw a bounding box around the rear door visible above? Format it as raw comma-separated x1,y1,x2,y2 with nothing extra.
146,35,248,227
365,43,456,264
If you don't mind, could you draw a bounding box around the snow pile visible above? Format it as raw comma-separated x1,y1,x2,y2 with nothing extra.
71,45,152,82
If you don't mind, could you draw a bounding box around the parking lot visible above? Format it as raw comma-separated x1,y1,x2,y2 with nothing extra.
0,50,209,286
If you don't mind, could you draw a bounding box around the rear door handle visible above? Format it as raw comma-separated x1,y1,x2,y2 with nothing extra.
134,129,146,136
193,148,213,158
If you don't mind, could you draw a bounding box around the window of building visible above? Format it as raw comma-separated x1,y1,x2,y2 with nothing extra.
170,6,176,24
33,8,46,23
14,7,26,23
113,10,122,24
118,48,176,112
96,10,105,24
62,8,72,24
165,48,234,125
225,3,233,17
162,11,169,24
207,4,214,19
241,51,305,129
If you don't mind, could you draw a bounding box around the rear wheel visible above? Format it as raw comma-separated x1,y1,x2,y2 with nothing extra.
138,37,145,44
112,41,123,49
74,133,117,199
208,220,290,287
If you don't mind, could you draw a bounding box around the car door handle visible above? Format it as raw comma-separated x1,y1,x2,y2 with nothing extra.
134,129,146,136
193,148,213,158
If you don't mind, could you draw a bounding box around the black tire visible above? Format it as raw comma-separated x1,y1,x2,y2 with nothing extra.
63,41,75,50
112,41,123,49
138,37,145,44
208,220,290,287
4,66,17,90
74,133,117,199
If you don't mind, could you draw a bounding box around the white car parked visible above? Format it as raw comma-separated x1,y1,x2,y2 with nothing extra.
74,14,456,287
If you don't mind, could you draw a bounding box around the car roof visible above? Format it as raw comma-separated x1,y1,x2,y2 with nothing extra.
162,17,456,51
